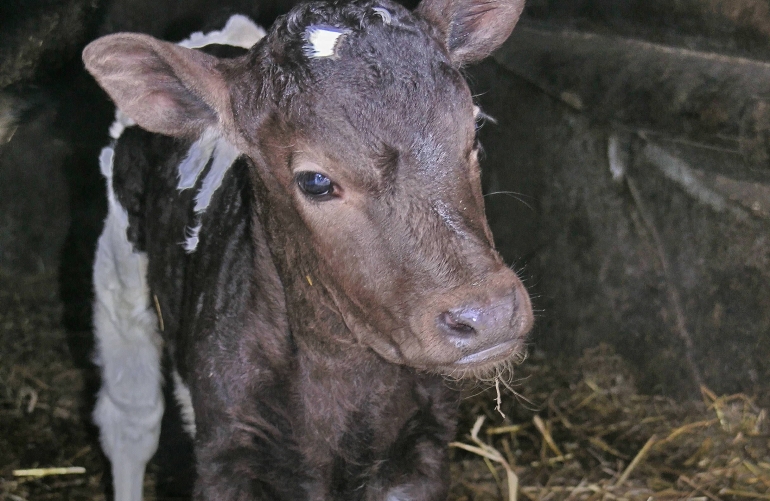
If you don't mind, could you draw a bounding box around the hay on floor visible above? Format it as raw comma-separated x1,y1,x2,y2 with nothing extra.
1,272,768,500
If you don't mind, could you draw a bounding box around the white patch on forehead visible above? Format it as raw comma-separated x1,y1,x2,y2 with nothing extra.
372,7,392,24
304,25,350,59
178,14,266,49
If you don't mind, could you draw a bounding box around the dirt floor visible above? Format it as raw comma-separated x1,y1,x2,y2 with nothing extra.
1,271,768,501
0,271,104,501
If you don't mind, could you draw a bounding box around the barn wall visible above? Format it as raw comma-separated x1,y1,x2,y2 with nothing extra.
471,0,770,399
1,0,768,400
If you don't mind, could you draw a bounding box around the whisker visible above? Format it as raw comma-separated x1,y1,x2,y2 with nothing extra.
483,191,534,211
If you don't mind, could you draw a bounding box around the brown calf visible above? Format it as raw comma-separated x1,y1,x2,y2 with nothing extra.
84,0,531,499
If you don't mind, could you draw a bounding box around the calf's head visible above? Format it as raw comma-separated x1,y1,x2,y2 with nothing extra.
83,0,532,376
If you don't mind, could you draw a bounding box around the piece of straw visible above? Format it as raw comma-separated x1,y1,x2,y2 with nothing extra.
13,467,86,477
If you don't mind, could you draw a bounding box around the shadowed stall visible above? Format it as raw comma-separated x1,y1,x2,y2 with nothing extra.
1,0,768,500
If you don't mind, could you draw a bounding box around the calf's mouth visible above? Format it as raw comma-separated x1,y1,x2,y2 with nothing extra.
453,339,521,367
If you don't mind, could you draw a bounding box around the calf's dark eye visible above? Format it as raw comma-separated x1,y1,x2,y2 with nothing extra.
296,172,334,197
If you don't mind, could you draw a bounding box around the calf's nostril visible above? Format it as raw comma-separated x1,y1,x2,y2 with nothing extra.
439,293,518,339
438,311,477,338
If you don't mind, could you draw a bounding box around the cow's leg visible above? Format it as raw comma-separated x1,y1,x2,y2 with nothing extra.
92,147,164,501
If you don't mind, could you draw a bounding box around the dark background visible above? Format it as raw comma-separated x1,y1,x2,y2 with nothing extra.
0,0,767,407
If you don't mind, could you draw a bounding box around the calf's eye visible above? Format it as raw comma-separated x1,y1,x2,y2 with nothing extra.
296,171,334,197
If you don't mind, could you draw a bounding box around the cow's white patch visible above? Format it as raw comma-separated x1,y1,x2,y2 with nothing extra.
94,141,164,501
177,13,262,249
372,7,392,24
178,14,266,49
108,109,136,140
177,128,219,190
304,25,350,59
193,138,240,213
93,18,263,501
183,223,202,253
176,131,240,253
172,370,196,437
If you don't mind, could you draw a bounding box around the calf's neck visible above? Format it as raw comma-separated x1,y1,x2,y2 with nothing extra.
83,0,532,499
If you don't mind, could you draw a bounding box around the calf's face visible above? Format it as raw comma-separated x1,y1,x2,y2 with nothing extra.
83,0,532,375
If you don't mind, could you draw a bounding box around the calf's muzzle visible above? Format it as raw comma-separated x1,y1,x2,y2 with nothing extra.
411,267,533,372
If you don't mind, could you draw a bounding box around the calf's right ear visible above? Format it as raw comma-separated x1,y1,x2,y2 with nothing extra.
83,34,235,139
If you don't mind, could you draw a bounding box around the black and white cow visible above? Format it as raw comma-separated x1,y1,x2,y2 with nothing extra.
85,0,531,499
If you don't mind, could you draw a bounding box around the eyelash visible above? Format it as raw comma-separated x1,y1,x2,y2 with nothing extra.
474,107,496,152
474,121,482,150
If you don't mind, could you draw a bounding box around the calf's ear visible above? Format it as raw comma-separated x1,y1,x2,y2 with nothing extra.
83,34,234,138
416,0,525,66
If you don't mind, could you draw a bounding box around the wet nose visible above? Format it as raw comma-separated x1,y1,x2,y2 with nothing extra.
437,292,517,343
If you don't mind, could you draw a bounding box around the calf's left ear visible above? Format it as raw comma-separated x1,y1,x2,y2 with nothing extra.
83,34,235,139
416,0,525,66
